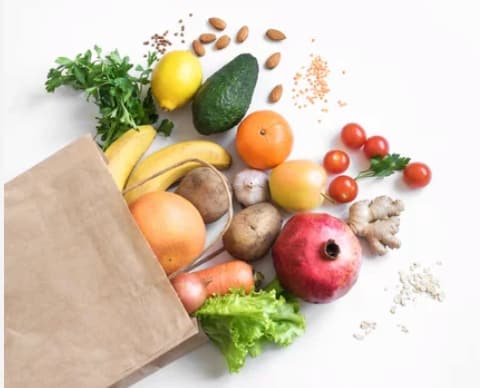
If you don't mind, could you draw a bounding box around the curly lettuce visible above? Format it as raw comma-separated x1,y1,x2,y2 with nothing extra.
195,282,305,373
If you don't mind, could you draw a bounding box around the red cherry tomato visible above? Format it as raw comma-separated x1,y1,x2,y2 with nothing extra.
328,175,358,203
363,136,389,158
323,150,350,174
341,123,367,149
403,162,432,188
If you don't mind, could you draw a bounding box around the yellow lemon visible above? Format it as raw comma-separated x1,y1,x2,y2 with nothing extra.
151,50,203,111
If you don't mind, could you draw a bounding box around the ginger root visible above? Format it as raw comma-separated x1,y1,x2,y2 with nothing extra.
348,196,404,256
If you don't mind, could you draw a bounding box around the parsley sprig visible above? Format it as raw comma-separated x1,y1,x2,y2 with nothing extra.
356,153,411,180
45,46,173,149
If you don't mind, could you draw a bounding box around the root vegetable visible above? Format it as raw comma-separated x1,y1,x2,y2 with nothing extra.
196,260,255,296
175,167,230,224
348,195,404,256
233,169,270,207
223,203,282,262
171,273,208,314
171,260,254,313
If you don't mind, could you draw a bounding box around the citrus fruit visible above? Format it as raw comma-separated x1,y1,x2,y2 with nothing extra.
235,110,293,170
151,50,203,111
269,160,327,211
129,191,206,274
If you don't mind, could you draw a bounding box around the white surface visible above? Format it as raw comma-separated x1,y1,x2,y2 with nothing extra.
2,0,480,387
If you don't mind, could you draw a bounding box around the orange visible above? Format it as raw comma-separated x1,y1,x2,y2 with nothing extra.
129,191,206,275
235,110,293,170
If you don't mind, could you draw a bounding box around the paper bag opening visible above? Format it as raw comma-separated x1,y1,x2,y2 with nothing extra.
4,136,203,388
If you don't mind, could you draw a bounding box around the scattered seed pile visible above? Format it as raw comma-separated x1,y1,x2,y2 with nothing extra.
353,320,377,341
143,13,193,56
389,261,445,315
290,39,350,121
354,261,445,340
292,54,331,110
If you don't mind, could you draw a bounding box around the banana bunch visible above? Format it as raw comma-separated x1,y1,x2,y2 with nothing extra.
104,126,232,203
104,125,157,190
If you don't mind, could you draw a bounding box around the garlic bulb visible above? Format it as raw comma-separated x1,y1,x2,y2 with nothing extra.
233,169,270,207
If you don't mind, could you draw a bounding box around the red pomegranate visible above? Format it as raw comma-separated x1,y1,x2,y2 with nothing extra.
272,213,362,303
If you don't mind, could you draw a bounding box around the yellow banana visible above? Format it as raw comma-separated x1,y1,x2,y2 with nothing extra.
104,125,156,190
124,140,232,204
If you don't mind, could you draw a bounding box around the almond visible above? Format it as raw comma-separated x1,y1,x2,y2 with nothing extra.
215,35,231,50
199,33,216,44
236,25,249,43
266,28,286,41
208,17,226,31
265,52,281,69
269,84,283,103
192,40,205,57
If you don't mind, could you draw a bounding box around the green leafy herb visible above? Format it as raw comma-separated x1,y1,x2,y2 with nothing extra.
356,153,411,180
195,284,305,373
45,46,173,149
157,118,175,136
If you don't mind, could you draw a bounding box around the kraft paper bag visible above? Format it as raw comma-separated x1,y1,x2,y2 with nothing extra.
4,135,206,388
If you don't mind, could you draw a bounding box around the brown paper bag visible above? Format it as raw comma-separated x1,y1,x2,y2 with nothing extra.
4,135,206,388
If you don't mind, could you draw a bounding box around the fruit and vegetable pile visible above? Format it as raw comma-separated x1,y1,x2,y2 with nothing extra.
45,18,432,373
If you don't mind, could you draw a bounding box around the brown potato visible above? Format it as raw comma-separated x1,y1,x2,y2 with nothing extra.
222,203,282,261
175,167,230,224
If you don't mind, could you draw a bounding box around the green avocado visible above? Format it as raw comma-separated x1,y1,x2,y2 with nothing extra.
192,53,259,135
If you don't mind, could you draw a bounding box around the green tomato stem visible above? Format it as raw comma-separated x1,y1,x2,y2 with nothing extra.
355,170,375,180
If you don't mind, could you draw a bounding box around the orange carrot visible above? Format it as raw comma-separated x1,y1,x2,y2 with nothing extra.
171,260,256,314
194,260,254,297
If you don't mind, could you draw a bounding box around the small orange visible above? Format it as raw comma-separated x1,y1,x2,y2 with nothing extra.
235,110,293,170
129,191,206,274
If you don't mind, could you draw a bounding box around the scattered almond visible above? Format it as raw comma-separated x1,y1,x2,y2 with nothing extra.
236,25,249,43
199,33,217,44
269,84,283,103
266,28,286,41
208,17,227,31
192,40,205,57
215,35,231,50
265,52,281,69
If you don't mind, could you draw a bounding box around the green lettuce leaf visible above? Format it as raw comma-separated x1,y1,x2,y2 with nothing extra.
195,286,306,373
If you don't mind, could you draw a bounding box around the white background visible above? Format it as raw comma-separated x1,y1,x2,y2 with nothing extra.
2,0,480,387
